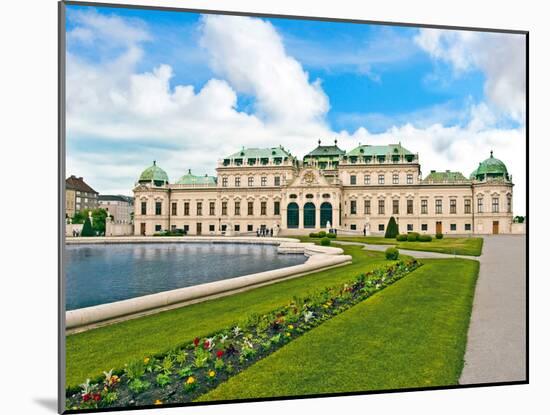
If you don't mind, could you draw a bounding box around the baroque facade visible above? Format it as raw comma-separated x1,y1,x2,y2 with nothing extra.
133,141,514,236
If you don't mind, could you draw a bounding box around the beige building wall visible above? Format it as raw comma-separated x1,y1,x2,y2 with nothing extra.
66,189,76,218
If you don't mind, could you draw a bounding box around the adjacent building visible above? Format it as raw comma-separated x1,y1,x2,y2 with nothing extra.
98,195,134,223
65,175,99,218
133,141,515,236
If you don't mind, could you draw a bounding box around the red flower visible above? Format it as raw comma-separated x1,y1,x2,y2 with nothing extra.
82,394,91,402
203,340,210,349
216,350,224,359
193,337,200,347
93,393,101,402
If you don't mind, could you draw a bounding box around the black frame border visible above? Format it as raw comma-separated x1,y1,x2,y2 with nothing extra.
58,1,529,413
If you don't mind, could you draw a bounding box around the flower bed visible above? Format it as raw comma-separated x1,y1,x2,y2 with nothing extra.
66,259,421,410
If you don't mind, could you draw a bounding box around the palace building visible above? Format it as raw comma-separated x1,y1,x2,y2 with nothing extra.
133,140,515,236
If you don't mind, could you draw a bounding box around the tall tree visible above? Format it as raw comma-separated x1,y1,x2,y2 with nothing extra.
385,216,399,238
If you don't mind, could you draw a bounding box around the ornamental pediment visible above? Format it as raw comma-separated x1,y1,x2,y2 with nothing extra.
288,168,331,188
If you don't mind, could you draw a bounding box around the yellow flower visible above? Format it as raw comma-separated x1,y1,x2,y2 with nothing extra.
286,332,291,337
154,400,162,405
144,357,150,364
186,376,196,384
288,325,294,330
208,370,216,378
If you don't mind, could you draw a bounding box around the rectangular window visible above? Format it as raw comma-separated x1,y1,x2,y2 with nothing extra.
465,223,472,231
274,201,280,215
274,176,281,186
171,202,177,216
247,224,253,232
234,201,240,216
248,201,254,216
378,174,385,185
421,223,428,231
407,174,413,184
261,176,267,187
209,224,215,232
364,200,371,215
234,224,240,232
464,199,472,214
248,177,254,186
407,199,413,214
184,202,190,216
450,223,457,231
378,224,385,231
392,173,399,184
492,197,499,213
183,225,189,232
364,175,371,185
350,175,357,185
407,224,413,231
450,199,457,214
478,198,484,213
222,201,227,216
261,201,267,215
235,176,241,187
507,196,512,213
222,177,228,187
141,201,146,215
392,199,399,214
209,202,215,216
350,224,357,230
155,201,162,215
435,199,442,214
155,225,161,232
196,202,202,216
350,200,357,215
378,199,385,215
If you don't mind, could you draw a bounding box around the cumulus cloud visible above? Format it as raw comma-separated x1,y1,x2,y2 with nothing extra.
65,10,526,214
414,29,526,123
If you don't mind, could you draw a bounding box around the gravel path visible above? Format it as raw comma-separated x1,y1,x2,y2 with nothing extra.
334,236,527,384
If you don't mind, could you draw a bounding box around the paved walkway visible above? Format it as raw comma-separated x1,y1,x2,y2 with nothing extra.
334,236,527,384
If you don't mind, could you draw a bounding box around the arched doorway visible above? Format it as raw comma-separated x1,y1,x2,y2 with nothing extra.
304,202,316,228
320,202,332,228
287,202,299,228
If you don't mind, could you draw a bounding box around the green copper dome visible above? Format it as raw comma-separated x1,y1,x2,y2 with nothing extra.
138,161,169,185
176,169,217,186
472,151,509,181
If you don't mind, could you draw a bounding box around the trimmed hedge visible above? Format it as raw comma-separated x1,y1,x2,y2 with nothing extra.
309,232,319,238
385,247,399,260
418,234,432,242
407,232,420,242
396,234,407,242
327,233,337,239
320,237,331,246
435,233,444,239
318,231,327,238
81,217,95,237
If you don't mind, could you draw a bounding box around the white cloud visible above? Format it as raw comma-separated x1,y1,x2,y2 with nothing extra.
65,11,526,215
414,29,526,123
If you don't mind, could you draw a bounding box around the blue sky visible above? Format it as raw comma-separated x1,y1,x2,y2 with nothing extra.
65,4,526,213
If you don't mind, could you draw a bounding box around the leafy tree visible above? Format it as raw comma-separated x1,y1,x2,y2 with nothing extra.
514,216,525,224
384,216,399,238
81,217,94,237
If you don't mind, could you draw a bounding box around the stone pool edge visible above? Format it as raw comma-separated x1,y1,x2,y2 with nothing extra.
65,237,352,333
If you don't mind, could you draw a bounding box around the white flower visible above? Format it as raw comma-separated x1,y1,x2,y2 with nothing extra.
303,311,314,323
206,337,215,350
375,284,381,289
233,326,241,337
219,334,228,344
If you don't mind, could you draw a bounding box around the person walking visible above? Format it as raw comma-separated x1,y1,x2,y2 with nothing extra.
270,228,273,237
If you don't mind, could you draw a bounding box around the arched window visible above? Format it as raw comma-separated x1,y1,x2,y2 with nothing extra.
304,202,316,228
287,202,299,228
320,202,332,228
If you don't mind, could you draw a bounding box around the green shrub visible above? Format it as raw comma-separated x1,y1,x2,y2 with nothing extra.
318,231,327,238
309,232,319,238
320,237,331,246
385,247,399,260
327,233,336,239
435,233,444,239
384,216,399,238
418,234,432,242
407,232,419,242
80,217,94,237
396,234,407,241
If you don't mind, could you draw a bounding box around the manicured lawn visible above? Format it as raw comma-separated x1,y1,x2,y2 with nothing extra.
66,245,395,389
198,258,479,401
332,236,484,256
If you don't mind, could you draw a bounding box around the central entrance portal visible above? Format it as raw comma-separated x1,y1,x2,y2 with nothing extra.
320,202,332,228
304,202,316,228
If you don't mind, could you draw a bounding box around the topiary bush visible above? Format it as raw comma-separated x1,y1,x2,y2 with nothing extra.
318,231,327,238
435,233,443,239
385,247,399,260
418,234,432,242
384,216,399,238
320,237,331,246
396,234,407,241
327,233,336,239
407,232,419,242
309,232,319,238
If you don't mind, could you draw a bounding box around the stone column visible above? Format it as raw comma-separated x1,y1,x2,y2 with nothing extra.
315,205,321,230
298,205,304,229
